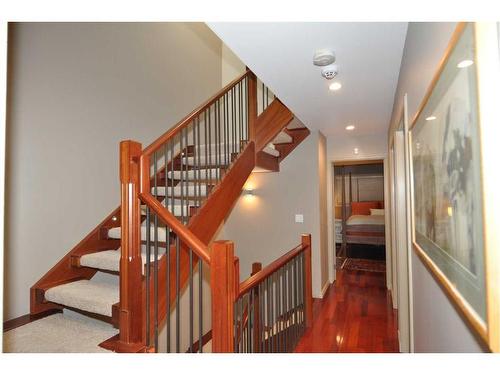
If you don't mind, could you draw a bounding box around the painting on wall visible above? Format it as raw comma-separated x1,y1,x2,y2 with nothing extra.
410,23,487,326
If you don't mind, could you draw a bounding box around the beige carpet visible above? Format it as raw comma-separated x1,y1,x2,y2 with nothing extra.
3,310,117,353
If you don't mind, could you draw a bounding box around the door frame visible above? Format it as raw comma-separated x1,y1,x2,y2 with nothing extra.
331,157,389,286
388,94,414,353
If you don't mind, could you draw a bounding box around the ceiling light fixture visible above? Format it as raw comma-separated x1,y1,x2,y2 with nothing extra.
345,125,355,131
457,59,474,68
426,116,437,121
329,82,342,91
354,148,359,155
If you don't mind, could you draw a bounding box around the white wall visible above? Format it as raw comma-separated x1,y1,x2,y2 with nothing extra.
388,22,485,352
222,131,329,298
4,22,223,320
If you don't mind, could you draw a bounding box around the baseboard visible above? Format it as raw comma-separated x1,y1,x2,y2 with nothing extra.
3,309,62,332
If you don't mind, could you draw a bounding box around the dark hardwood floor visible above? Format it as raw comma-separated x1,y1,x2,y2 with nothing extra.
294,268,399,353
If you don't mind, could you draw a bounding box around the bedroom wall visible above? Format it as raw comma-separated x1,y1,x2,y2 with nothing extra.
4,22,223,320
388,22,485,352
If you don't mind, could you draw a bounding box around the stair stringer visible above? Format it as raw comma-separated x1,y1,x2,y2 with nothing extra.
30,208,121,315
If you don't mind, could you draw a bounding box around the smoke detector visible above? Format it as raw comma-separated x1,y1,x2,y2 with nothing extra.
321,64,338,80
313,49,336,66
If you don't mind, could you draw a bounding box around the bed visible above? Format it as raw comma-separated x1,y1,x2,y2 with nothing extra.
344,201,385,246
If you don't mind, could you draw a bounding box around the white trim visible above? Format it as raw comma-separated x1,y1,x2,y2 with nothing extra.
320,281,330,298
0,21,7,353
403,93,415,352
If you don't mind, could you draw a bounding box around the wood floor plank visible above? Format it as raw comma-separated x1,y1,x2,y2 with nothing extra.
294,268,399,353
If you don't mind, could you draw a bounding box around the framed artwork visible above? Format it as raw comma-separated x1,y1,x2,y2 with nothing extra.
410,22,500,351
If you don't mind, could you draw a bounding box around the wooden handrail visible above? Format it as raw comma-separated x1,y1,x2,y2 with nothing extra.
237,242,309,298
138,192,211,265
142,70,252,156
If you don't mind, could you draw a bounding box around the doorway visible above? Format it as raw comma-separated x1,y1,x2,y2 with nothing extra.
333,161,386,273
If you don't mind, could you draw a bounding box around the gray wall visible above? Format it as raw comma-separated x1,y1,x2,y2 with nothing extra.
389,22,485,352
4,22,222,319
222,131,329,298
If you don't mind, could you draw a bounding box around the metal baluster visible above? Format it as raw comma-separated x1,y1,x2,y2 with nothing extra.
165,142,171,353
175,237,180,352
189,248,193,352
232,86,236,157
270,273,275,352
153,152,159,352
288,261,293,351
239,81,242,153
215,100,220,182
250,288,254,353
244,77,248,141
184,127,188,224
276,268,281,352
198,258,203,353
261,81,264,114
197,114,202,200
193,118,197,209
233,298,238,352
204,108,209,197
179,129,184,224
259,283,264,353
225,93,229,167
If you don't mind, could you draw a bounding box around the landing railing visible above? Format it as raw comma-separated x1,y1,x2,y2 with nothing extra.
233,234,313,353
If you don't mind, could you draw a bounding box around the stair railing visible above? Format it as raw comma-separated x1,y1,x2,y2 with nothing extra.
118,70,259,352
118,68,299,353
232,234,313,353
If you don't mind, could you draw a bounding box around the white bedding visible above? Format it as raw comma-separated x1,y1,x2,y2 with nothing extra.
346,214,385,226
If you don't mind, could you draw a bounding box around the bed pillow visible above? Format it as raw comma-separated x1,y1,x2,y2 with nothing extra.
370,208,385,216
351,201,380,215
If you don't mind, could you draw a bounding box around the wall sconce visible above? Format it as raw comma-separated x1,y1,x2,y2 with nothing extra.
243,188,255,197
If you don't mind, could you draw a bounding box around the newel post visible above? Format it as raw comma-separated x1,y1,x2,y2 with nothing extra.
247,68,257,143
119,140,144,346
302,234,313,328
211,240,236,353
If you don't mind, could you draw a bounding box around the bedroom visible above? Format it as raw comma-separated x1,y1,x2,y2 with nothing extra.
334,161,386,272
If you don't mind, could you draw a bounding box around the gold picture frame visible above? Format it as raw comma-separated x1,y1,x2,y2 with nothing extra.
409,22,500,352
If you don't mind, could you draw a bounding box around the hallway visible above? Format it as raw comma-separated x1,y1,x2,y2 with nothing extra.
294,268,398,353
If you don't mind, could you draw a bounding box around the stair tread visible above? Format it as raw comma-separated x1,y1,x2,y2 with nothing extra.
45,278,119,317
272,131,293,144
262,145,280,157
152,185,209,197
108,222,188,241
286,118,306,130
80,249,166,273
167,168,221,180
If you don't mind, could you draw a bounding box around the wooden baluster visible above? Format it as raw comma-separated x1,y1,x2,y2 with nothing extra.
246,68,257,143
251,262,262,353
211,240,236,353
302,234,313,328
119,140,144,347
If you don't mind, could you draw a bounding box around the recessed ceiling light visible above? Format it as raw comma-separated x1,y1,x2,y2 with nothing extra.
426,116,437,121
457,59,474,68
329,82,342,91
345,125,355,131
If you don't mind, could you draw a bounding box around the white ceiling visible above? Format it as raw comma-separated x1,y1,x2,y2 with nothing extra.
208,23,408,137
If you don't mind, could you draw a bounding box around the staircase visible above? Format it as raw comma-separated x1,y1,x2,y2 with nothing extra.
29,70,312,353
